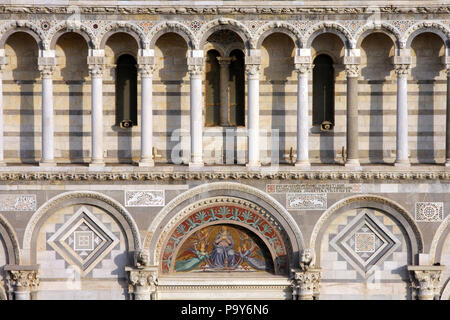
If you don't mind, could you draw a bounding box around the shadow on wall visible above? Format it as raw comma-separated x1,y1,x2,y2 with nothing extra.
411,33,443,164
361,34,393,164
263,34,294,164
157,34,188,164
9,33,40,164
59,33,89,164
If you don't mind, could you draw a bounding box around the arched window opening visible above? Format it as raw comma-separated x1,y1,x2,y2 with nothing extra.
313,54,335,129
116,54,137,128
229,49,245,126
205,50,221,126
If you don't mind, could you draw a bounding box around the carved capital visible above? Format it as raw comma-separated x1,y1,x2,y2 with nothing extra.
217,57,233,66
345,64,361,78
188,64,204,77
245,64,261,79
126,266,158,300
39,65,55,78
408,265,446,300
138,64,155,78
295,63,313,74
292,268,321,300
4,265,40,294
394,64,410,77
88,64,104,78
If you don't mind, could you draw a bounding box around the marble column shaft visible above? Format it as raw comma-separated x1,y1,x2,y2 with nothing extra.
295,64,311,167
217,57,232,126
39,65,55,165
89,63,105,166
0,66,4,165
395,64,410,166
189,64,204,167
345,64,360,166
246,64,261,167
446,68,450,165
139,63,155,166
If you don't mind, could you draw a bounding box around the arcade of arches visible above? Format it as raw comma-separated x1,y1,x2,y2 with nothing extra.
0,0,448,300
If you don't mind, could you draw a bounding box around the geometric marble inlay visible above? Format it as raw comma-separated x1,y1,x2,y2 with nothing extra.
47,206,119,276
415,202,444,222
330,210,401,278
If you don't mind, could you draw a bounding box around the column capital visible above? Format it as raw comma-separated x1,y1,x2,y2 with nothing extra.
217,56,234,66
344,64,361,78
138,63,155,78
0,56,7,71
394,63,411,76
125,265,158,300
87,55,106,78
407,265,446,300
291,268,321,300
295,63,313,74
38,56,57,78
245,64,261,80
4,265,40,292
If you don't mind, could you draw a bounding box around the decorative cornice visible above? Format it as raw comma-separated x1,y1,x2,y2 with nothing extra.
0,170,447,183
1,6,450,16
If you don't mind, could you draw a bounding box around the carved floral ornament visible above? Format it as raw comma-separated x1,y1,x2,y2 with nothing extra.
158,197,290,275
6,270,40,289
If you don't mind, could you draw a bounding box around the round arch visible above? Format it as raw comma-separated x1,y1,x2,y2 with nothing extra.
99,23,145,50
429,215,450,264
305,22,353,48
146,182,305,268
0,213,21,265
0,23,43,49
310,194,424,263
404,23,450,49
198,19,252,49
48,23,95,50
255,22,302,49
22,191,141,264
148,21,197,50
355,25,400,49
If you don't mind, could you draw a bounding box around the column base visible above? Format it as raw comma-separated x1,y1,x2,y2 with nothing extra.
394,160,410,167
189,162,204,169
39,161,56,167
138,160,155,167
89,161,105,168
246,162,261,170
345,159,361,168
294,161,311,169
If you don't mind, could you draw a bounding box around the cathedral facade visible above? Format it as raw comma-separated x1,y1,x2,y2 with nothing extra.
0,0,448,300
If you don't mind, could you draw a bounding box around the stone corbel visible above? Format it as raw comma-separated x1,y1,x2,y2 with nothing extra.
291,268,321,300
408,265,446,300
3,265,40,300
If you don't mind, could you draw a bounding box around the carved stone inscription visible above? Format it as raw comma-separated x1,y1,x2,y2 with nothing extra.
267,184,361,193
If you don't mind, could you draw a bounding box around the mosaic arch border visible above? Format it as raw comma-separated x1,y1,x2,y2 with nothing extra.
310,194,424,264
146,182,304,266
160,197,289,275
0,213,20,265
22,191,141,265
429,214,450,264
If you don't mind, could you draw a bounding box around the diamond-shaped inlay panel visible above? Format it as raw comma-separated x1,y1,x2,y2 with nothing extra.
47,206,119,276
330,210,401,278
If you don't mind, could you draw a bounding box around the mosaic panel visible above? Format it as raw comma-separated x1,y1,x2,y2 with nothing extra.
329,209,401,279
0,194,36,211
286,193,327,210
125,190,165,207
47,206,119,276
175,224,274,273
415,202,444,222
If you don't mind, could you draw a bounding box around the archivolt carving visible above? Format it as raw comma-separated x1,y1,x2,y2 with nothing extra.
254,21,302,48
99,21,146,49
0,213,20,265
309,194,424,253
0,20,45,49
354,22,401,48
148,21,197,49
145,182,304,265
22,191,141,259
304,21,354,48
198,18,253,48
47,20,96,49
403,21,450,48
429,215,450,264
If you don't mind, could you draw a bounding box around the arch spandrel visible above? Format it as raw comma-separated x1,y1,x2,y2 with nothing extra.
159,197,290,275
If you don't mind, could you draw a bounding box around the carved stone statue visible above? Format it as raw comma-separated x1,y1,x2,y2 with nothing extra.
300,249,315,271
134,250,150,268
